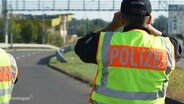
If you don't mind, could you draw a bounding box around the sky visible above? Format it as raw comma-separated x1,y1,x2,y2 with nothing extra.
63,11,168,22
6,10,167,23
1,0,182,22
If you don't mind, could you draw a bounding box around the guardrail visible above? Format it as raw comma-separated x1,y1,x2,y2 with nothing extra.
55,45,75,63
56,49,67,63
0,43,59,50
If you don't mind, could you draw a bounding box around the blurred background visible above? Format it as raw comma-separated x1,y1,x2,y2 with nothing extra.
0,0,183,104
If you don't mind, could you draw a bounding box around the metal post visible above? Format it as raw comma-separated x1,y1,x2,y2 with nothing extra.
83,0,85,10
42,14,45,44
23,0,25,9
42,2,45,44
53,0,55,9
10,1,13,48
38,0,40,10
113,0,115,10
2,0,8,44
98,0,100,10
16,0,18,9
68,0,70,10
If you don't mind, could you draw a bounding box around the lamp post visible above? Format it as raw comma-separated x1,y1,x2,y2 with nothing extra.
42,1,45,44
10,0,13,48
2,0,8,44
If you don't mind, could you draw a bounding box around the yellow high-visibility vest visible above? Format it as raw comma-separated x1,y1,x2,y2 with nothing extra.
91,30,175,104
0,48,18,104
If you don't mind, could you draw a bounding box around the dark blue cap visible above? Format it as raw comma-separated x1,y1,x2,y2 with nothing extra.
121,0,152,16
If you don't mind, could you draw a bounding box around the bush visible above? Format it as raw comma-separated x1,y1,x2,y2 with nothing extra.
46,32,63,47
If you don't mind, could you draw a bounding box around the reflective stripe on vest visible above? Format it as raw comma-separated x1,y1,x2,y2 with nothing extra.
95,85,164,100
160,37,175,75
7,53,18,83
93,31,175,102
0,49,15,103
0,95,12,104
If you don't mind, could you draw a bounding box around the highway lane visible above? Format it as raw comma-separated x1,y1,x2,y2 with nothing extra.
8,50,91,104
176,58,184,68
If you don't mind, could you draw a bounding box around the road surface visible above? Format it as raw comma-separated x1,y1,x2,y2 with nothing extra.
176,58,184,68
9,50,91,104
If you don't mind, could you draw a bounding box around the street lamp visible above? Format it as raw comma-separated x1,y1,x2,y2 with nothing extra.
2,0,8,44
10,1,13,48
42,1,46,44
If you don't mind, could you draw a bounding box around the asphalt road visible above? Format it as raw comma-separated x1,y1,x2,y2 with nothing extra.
176,58,184,68
8,50,91,104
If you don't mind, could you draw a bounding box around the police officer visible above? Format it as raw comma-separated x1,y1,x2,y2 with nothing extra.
0,48,18,104
75,0,183,104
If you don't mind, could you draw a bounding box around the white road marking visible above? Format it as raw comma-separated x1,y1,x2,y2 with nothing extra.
22,55,25,58
27,53,31,56
14,52,39,60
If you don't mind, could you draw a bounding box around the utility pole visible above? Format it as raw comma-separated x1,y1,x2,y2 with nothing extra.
113,0,115,10
10,1,13,48
68,0,70,10
98,0,100,10
23,0,25,9
16,0,18,9
42,1,45,44
38,0,40,10
83,0,85,10
53,0,55,10
2,0,8,44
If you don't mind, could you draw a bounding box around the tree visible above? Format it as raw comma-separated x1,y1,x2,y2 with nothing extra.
11,16,22,43
68,18,108,36
0,18,5,42
20,21,38,43
153,15,168,33
46,31,63,47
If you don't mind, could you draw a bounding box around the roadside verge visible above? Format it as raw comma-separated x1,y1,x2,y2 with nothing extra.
48,51,97,86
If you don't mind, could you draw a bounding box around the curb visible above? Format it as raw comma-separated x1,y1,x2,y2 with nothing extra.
48,64,93,86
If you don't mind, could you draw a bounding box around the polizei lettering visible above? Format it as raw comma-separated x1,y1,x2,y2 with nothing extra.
108,45,167,70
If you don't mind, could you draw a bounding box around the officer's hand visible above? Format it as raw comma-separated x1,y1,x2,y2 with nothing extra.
94,12,124,34
110,12,124,31
147,24,162,36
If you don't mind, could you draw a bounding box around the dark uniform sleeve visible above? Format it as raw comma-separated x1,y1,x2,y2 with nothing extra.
162,33,183,62
75,32,99,64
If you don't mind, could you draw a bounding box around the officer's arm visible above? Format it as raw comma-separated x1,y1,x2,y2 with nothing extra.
162,34,183,62
75,12,124,64
7,53,19,84
75,33,99,64
95,12,124,34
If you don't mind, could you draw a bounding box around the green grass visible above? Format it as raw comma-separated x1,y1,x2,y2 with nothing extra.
49,51,97,83
167,67,184,101
49,51,184,101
